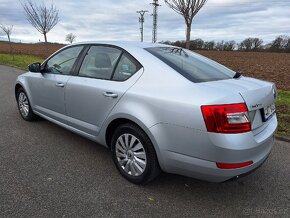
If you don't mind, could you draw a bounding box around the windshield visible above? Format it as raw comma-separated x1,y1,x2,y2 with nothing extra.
145,47,235,83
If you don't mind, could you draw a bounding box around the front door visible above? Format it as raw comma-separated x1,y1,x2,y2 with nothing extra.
29,45,84,123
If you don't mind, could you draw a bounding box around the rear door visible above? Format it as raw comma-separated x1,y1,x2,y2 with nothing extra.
29,45,84,123
65,45,143,136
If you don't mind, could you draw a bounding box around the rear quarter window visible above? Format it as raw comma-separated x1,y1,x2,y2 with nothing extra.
112,53,140,81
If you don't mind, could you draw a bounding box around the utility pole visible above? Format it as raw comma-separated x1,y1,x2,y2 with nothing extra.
137,10,148,42
151,0,160,43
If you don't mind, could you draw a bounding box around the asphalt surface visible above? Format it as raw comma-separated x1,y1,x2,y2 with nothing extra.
0,65,289,218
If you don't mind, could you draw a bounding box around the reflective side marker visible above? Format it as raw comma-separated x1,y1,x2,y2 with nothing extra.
216,161,253,169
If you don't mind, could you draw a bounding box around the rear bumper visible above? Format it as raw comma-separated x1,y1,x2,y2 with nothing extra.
149,115,277,182
226,151,270,182
164,137,273,182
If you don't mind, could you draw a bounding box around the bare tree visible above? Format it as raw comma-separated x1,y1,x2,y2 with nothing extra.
203,40,215,50
239,38,263,51
286,38,290,53
0,24,13,54
215,40,225,51
21,0,59,43
190,38,204,50
269,35,290,52
65,33,76,44
223,40,236,51
252,38,263,51
164,0,208,49
172,40,186,48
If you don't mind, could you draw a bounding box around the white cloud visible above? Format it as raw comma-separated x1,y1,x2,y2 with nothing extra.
0,0,289,44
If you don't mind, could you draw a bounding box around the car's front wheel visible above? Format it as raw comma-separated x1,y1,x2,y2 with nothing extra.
16,88,37,121
111,123,160,184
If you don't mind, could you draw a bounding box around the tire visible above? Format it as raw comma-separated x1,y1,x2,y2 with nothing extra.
16,87,37,121
111,123,160,184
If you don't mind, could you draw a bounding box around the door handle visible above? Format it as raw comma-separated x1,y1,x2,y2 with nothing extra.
55,82,65,87
103,92,118,98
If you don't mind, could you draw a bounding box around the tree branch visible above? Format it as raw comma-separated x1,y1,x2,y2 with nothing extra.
21,0,59,42
164,0,208,48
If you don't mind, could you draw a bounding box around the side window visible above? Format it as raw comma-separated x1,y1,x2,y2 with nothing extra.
44,46,84,75
112,54,140,81
79,46,122,80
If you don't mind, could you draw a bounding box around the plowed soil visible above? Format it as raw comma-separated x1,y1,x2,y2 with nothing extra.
0,42,63,59
0,42,289,90
198,51,290,91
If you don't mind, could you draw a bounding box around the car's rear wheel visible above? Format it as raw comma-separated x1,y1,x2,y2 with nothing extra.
111,123,160,184
16,88,37,121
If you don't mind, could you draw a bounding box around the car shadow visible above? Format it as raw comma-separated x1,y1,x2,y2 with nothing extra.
23,116,280,211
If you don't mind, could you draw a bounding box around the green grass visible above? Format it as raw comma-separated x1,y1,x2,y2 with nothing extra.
0,53,289,137
276,90,290,137
0,53,44,70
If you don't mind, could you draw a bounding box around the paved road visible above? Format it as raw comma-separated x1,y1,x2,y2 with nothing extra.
0,65,289,218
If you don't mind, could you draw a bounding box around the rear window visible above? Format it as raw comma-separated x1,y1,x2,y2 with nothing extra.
145,47,235,83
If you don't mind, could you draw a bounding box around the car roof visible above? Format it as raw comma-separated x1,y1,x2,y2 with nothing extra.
71,41,172,49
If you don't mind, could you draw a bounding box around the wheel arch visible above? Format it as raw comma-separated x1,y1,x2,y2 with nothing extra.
15,78,34,108
104,116,165,172
15,83,23,99
105,117,148,150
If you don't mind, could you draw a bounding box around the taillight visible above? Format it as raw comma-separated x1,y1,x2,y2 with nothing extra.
201,103,251,134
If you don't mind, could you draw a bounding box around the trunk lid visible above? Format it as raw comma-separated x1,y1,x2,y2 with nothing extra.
200,77,276,131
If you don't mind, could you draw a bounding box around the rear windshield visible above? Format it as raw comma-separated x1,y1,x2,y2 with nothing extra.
145,47,235,83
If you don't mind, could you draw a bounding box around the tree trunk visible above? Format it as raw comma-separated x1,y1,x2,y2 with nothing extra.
185,24,191,49
43,32,47,43
7,35,14,60
43,32,49,55
8,35,11,53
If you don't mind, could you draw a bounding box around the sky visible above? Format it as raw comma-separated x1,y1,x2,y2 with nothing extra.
0,0,289,44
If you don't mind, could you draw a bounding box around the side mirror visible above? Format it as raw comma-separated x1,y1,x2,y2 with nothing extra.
28,62,41,72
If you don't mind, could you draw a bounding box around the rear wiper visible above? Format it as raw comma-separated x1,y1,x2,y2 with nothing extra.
233,72,242,78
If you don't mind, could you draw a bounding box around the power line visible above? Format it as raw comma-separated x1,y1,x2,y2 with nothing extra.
137,10,149,42
151,0,161,43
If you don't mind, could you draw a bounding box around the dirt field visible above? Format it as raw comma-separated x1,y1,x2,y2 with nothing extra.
0,42,289,90
0,42,63,59
197,51,290,91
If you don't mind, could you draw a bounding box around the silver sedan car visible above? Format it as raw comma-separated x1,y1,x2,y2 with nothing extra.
15,42,277,184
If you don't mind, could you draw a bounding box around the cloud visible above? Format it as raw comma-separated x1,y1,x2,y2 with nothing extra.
0,0,289,43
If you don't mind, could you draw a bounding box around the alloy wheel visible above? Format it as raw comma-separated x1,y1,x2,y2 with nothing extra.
115,133,147,177
18,92,29,117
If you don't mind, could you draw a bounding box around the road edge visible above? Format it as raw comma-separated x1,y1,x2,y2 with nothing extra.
275,135,290,143
0,64,25,71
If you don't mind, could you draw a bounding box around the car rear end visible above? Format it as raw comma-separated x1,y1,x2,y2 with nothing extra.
197,78,277,181
147,79,277,182
143,45,277,182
